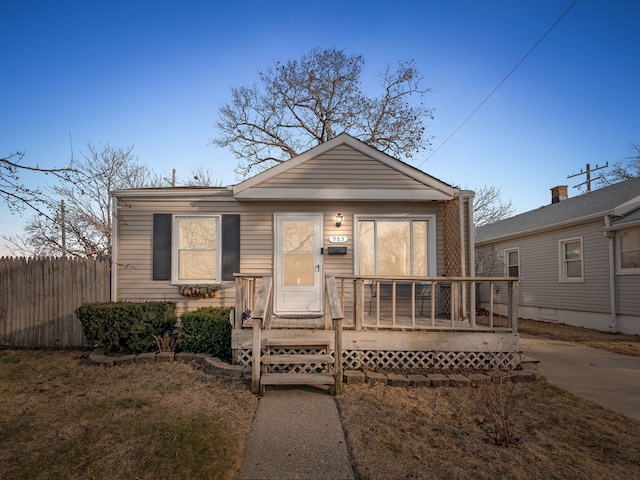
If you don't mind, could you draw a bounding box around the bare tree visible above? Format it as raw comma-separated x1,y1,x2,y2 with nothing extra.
3,143,155,258
1,151,75,217
600,143,640,185
473,185,514,227
182,164,223,187
212,47,434,178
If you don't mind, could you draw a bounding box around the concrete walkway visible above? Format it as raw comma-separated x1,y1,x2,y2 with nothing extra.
522,335,640,421
238,387,354,480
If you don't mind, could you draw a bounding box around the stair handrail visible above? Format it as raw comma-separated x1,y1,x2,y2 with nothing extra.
325,276,344,394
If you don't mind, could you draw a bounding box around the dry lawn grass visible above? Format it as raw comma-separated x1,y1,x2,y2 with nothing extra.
0,350,258,480
2,319,640,480
517,318,640,357
338,319,640,479
338,380,640,480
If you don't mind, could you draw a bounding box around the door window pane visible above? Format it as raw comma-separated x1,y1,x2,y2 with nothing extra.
378,222,410,276
283,220,315,285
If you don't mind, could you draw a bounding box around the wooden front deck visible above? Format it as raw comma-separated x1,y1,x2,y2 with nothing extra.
233,275,522,394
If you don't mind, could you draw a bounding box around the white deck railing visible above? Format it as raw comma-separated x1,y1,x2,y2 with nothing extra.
233,274,519,333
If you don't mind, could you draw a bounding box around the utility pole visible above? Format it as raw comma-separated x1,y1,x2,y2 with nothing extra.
567,162,608,191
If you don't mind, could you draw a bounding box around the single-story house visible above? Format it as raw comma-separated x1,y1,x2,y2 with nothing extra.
475,177,640,335
111,133,520,392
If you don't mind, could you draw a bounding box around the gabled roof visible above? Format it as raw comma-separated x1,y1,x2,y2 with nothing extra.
475,176,640,243
232,133,456,201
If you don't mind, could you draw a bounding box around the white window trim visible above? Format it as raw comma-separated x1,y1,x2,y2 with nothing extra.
504,247,520,277
558,236,584,283
172,214,221,285
617,228,640,275
353,214,437,277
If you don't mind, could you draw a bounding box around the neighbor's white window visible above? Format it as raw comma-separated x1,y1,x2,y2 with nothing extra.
504,248,520,277
618,227,640,273
356,216,435,277
173,215,220,284
559,237,583,282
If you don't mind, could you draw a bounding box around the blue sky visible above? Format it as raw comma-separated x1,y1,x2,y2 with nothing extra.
2,0,639,254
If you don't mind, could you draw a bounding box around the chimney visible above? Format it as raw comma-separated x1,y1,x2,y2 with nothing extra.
551,185,568,204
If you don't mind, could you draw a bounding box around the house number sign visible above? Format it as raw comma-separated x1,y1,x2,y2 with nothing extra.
329,235,348,243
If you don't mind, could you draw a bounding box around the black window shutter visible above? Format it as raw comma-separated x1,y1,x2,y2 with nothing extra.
153,214,172,281
221,214,240,281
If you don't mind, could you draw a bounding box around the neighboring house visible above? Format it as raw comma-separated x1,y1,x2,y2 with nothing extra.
475,178,640,335
111,134,520,392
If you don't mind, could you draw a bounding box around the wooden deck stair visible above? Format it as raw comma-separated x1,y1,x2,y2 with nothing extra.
260,338,336,395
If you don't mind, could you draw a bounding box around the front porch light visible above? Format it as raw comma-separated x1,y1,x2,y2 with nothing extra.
335,213,343,227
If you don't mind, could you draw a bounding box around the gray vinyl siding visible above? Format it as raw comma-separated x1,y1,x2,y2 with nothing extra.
618,275,640,315
258,144,429,190
115,196,446,312
477,220,611,313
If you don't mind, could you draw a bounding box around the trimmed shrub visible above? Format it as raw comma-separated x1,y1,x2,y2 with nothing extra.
77,301,177,353
179,307,233,361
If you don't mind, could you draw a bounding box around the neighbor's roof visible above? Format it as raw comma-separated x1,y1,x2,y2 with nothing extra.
475,176,640,243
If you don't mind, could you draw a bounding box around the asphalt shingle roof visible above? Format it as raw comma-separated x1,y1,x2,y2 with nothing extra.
475,177,640,243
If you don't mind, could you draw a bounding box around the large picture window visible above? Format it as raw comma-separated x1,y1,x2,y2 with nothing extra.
559,237,583,282
356,216,434,277
618,227,640,273
173,215,220,283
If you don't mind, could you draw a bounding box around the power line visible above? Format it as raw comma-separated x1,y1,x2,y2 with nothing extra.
417,0,579,168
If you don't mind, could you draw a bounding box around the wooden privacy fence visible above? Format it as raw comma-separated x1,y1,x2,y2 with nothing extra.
0,257,111,348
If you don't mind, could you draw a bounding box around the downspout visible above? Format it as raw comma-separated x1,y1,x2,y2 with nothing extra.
467,192,476,327
604,215,617,331
110,194,118,302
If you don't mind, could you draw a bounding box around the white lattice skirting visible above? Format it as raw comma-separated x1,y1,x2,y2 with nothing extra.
235,348,520,373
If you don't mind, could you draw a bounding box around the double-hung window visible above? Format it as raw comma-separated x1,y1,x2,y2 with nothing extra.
618,227,640,273
356,216,435,277
504,248,519,277
173,215,220,284
559,237,583,282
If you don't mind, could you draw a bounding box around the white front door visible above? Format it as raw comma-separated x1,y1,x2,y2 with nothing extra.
275,213,323,315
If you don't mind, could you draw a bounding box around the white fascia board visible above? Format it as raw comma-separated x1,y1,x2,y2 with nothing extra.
613,195,640,217
233,187,452,202
111,188,234,202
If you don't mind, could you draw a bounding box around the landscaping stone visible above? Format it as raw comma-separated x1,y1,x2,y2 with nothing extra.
407,374,429,387
88,352,114,367
156,352,174,363
387,373,410,387
221,364,245,378
514,369,539,382
175,352,195,362
194,353,213,364
490,370,516,384
343,370,365,384
448,374,471,387
135,352,156,364
113,354,136,366
467,373,491,385
427,374,449,387
366,372,388,385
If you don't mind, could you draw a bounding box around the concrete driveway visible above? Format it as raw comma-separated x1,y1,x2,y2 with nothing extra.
521,335,640,421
